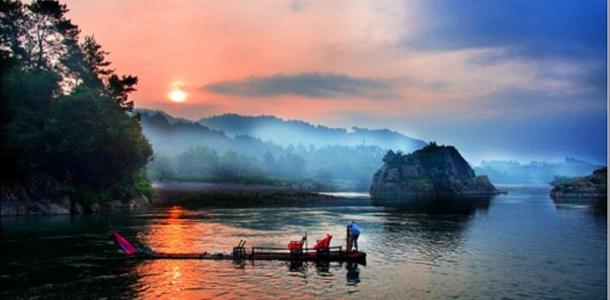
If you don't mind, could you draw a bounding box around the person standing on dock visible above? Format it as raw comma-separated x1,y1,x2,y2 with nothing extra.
347,221,360,252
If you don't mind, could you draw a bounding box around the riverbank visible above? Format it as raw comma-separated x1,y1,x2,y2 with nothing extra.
0,192,155,217
153,181,343,206
0,173,157,217
0,180,343,216
2,185,606,299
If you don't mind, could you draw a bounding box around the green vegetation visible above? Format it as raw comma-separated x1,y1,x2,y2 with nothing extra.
1,0,152,204
147,145,340,190
139,109,416,191
401,177,434,190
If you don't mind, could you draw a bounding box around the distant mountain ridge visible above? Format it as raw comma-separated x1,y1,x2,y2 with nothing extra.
136,109,198,126
134,108,400,189
136,108,426,154
198,113,426,151
474,157,604,184
135,109,248,156
134,109,600,189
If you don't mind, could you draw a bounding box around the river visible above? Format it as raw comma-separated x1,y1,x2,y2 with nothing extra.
1,186,606,299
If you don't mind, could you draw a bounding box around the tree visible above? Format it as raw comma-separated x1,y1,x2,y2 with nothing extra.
27,0,72,69
62,35,112,90
1,0,153,204
107,74,138,111
80,36,111,73
280,153,305,177
1,67,61,179
175,146,219,178
147,154,176,180
262,151,277,172
0,0,28,64
49,86,152,199
382,150,397,165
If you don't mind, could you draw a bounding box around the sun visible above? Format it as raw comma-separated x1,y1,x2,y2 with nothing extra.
167,88,187,103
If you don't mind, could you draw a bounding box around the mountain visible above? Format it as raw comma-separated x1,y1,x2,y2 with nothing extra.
137,109,194,125
135,109,393,189
198,113,426,152
474,157,604,185
136,109,235,156
370,143,499,198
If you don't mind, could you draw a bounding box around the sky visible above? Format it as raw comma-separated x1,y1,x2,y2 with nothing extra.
65,0,607,164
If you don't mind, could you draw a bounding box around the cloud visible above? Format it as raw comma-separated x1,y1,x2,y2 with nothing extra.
407,0,606,60
473,88,606,118
289,0,308,12
334,102,608,165
401,0,607,108
204,73,402,99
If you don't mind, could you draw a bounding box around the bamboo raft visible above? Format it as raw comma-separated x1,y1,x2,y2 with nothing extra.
137,247,366,265
112,230,366,265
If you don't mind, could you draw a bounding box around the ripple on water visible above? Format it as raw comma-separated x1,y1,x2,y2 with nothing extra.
1,192,607,299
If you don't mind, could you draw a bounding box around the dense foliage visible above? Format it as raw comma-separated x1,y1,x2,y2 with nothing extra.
140,110,389,190
1,0,153,202
147,143,383,190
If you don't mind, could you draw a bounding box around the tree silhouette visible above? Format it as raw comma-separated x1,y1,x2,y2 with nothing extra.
1,0,152,203
107,74,138,111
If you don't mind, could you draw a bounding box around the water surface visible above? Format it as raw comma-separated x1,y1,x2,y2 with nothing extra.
1,186,606,299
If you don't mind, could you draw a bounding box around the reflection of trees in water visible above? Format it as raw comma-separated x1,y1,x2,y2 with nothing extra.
552,197,607,215
371,196,494,262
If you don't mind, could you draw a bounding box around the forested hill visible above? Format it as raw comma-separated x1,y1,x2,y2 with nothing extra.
136,109,423,190
137,109,276,157
198,113,426,151
1,0,152,214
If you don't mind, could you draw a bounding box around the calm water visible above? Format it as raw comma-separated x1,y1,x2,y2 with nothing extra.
1,186,606,299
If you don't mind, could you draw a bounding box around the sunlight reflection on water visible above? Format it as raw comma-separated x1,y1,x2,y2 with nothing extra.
0,188,606,299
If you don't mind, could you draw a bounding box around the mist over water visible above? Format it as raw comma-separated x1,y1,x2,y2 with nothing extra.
2,186,606,299
139,110,604,190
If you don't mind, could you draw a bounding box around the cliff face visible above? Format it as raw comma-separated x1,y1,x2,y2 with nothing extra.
370,143,499,198
550,167,607,199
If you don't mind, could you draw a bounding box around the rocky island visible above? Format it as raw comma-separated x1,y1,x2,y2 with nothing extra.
370,143,500,198
550,167,607,199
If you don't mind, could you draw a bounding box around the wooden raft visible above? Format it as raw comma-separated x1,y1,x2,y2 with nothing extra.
136,246,366,265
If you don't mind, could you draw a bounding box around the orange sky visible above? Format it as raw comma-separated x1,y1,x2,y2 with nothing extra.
65,1,539,124
63,0,607,163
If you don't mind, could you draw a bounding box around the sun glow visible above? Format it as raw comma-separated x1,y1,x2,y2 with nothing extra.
168,88,188,103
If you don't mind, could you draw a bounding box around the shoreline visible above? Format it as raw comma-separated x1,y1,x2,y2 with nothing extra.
1,181,347,217
153,180,345,206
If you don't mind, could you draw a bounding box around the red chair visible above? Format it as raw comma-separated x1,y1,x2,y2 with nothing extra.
313,234,332,250
288,236,306,251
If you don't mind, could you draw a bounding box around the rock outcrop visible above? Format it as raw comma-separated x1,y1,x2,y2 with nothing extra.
550,167,607,199
1,175,153,216
1,175,71,216
370,143,499,198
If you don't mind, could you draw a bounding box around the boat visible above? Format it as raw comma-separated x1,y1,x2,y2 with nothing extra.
111,230,367,265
